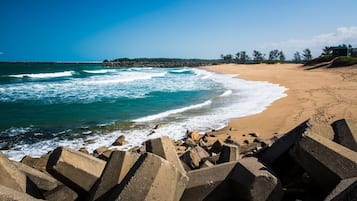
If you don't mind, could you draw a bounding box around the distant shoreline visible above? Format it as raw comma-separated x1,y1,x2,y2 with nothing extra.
0,61,102,64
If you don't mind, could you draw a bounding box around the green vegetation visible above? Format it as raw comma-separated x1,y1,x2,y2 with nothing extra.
332,56,357,67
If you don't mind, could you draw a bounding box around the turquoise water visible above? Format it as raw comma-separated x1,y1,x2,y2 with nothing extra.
0,63,287,160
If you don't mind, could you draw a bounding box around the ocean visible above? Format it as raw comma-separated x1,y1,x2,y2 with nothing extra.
0,63,287,161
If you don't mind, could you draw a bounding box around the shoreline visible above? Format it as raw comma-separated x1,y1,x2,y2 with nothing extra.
204,63,357,144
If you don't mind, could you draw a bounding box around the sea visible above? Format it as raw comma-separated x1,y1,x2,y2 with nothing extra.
0,63,287,161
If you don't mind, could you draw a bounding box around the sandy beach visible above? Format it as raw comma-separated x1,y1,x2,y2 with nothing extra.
205,63,357,144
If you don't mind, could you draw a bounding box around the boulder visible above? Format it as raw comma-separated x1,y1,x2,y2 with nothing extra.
46,147,106,197
0,184,43,201
78,147,89,154
184,138,196,147
331,119,357,151
98,150,115,161
112,135,128,146
290,132,357,194
43,184,78,201
187,131,201,142
180,161,238,201
180,146,209,169
93,146,109,157
324,177,357,201
0,152,27,192
107,153,188,201
12,161,58,192
145,136,186,173
217,143,240,163
21,154,50,173
89,151,140,201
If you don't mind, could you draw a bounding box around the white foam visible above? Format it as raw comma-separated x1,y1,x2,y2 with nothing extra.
134,100,212,122
219,89,233,97
170,68,191,73
9,71,74,79
83,69,116,74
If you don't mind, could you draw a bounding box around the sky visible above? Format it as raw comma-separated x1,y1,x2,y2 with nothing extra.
1,0,357,61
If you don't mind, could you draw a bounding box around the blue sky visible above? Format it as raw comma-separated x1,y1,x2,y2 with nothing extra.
1,0,357,61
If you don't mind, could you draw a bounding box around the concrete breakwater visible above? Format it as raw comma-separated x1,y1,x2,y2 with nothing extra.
0,118,356,201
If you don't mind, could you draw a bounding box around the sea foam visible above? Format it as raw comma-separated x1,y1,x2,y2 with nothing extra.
9,71,74,79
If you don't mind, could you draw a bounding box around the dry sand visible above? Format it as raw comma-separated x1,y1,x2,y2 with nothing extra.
204,63,357,144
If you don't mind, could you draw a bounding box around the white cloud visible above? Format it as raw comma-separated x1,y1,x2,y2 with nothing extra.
262,26,357,57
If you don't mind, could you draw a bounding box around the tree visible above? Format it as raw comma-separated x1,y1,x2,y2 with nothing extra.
268,49,279,61
348,44,353,56
322,46,332,56
235,51,250,64
293,51,302,63
252,50,265,63
302,48,312,61
278,51,285,62
221,54,233,63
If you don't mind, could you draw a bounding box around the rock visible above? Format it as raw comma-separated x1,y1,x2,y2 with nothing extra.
106,153,188,201
21,153,50,173
324,177,357,201
12,161,58,192
145,136,186,173
249,133,259,137
93,146,109,157
257,119,310,166
176,146,187,156
89,151,140,201
188,131,200,142
112,135,128,146
46,147,106,197
0,151,27,192
43,184,78,201
290,132,357,194
217,143,240,163
154,124,162,129
210,140,224,154
180,161,238,201
184,137,196,147
97,149,115,161
0,184,43,201
180,146,210,169
78,147,89,154
331,119,357,151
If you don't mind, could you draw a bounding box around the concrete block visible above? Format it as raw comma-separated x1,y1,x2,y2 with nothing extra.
324,177,357,201
0,184,43,201
0,152,27,192
331,119,357,151
21,153,50,173
89,151,140,201
257,119,310,165
226,157,283,201
180,161,238,201
217,143,240,163
12,161,58,192
43,185,78,201
290,132,357,193
145,136,186,173
46,147,106,196
180,146,209,169
108,153,188,201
